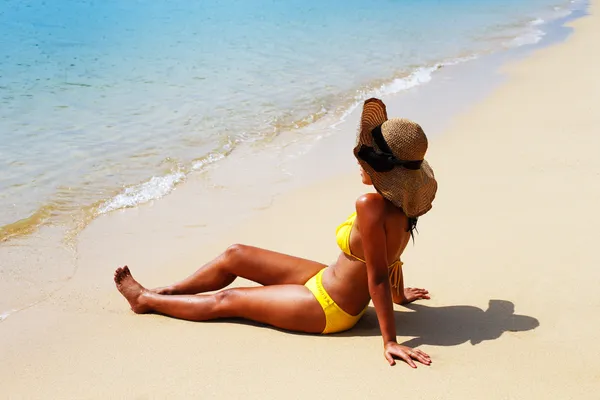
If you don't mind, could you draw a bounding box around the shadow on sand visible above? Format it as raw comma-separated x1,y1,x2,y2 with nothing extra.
336,299,539,347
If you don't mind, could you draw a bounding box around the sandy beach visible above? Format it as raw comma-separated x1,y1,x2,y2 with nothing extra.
2,1,600,398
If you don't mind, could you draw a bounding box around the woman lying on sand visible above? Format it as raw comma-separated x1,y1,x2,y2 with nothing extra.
114,98,437,367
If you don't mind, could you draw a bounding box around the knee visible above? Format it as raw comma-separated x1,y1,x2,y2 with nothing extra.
214,289,237,316
223,243,248,263
215,289,233,304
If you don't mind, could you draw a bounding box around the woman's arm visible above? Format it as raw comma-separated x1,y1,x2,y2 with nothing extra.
356,194,431,368
356,194,397,344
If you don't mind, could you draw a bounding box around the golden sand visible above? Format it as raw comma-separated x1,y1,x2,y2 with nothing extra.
2,2,600,398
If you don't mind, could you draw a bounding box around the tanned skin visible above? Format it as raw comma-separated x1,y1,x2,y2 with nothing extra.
114,165,431,368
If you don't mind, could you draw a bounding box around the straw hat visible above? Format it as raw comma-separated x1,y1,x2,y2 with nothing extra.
353,98,437,218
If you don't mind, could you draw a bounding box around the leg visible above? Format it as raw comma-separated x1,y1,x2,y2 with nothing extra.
115,266,325,333
153,244,326,295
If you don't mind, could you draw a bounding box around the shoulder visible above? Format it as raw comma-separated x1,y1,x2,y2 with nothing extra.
355,193,387,223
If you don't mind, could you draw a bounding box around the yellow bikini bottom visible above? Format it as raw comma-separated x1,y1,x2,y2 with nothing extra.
305,269,367,334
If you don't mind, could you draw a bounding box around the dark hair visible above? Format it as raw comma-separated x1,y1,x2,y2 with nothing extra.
408,216,418,242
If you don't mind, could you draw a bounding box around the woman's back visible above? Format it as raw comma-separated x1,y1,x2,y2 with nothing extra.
323,193,412,316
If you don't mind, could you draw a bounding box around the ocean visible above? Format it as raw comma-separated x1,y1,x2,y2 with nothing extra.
0,0,583,244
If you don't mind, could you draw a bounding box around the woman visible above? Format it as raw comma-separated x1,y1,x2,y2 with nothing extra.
114,98,438,368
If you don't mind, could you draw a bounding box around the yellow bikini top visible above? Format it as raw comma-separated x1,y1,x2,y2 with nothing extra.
335,212,403,289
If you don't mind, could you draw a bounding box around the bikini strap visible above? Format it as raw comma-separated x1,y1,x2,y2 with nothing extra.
388,260,404,292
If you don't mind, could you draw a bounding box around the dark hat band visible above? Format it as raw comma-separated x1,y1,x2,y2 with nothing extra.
357,125,423,172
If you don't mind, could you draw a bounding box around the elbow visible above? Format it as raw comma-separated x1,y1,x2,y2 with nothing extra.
368,274,390,295
369,269,389,286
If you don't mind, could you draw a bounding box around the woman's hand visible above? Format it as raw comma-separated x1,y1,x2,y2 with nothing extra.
401,287,430,304
384,342,431,368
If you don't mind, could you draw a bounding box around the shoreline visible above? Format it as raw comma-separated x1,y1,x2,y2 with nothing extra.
0,0,583,244
0,1,589,319
3,0,600,397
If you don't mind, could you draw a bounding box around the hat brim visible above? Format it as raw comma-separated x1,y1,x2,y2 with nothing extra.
353,98,437,218
356,98,388,150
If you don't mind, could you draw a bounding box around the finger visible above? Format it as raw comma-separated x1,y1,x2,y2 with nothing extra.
402,353,417,368
395,351,416,368
416,355,431,365
385,352,396,366
413,352,431,365
415,349,431,360
409,293,430,301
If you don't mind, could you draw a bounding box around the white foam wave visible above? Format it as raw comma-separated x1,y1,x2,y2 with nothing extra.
192,150,228,171
334,67,437,125
96,140,236,216
377,66,437,96
504,18,547,48
97,170,185,214
333,55,478,128
378,55,478,98
531,18,545,26
553,7,574,19
508,2,581,49
508,28,546,47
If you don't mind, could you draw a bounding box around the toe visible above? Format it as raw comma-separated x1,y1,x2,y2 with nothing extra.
115,268,126,283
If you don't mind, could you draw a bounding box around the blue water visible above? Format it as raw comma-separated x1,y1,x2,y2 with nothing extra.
0,0,580,239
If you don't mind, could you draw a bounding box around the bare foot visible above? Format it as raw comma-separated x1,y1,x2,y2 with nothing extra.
114,266,151,314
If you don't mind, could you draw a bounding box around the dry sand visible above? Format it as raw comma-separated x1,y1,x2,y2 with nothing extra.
2,1,600,398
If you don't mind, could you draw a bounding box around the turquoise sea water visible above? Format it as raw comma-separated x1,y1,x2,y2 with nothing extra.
0,0,582,241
